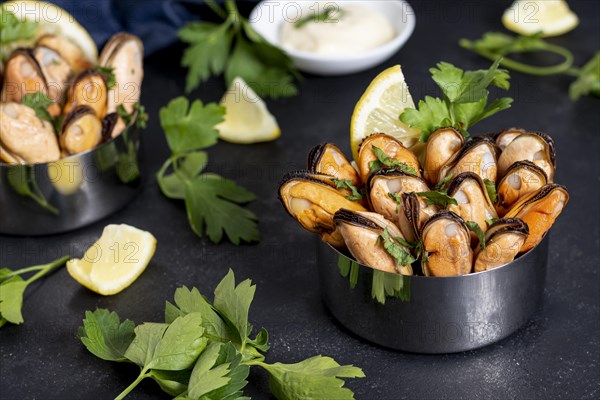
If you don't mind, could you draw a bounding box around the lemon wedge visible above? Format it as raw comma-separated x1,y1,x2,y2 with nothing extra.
216,77,281,144
2,0,97,63
67,224,157,295
350,65,420,162
502,0,579,37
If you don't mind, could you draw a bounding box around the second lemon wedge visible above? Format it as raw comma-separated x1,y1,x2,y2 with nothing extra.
502,0,579,37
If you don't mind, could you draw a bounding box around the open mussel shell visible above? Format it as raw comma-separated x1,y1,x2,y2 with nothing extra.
421,211,473,277
357,133,421,182
100,33,144,114
0,102,60,164
505,184,568,253
498,131,556,182
495,127,527,151
1,49,48,104
278,171,367,249
473,218,529,272
439,136,500,184
396,191,438,246
496,160,548,217
36,34,93,74
307,143,360,185
60,105,103,155
32,45,72,106
63,70,108,119
334,209,413,275
423,127,464,185
446,172,498,238
367,169,431,232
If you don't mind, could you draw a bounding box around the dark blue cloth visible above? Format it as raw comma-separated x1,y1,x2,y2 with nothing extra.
49,0,257,56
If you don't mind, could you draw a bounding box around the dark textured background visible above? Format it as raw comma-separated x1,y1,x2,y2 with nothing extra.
1,1,599,399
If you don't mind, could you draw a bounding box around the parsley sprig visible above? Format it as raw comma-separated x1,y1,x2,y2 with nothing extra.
466,221,486,249
379,228,416,267
179,0,300,98
0,5,37,45
416,191,458,207
79,270,365,400
369,145,418,175
156,97,260,244
331,178,363,201
294,6,344,29
400,60,513,141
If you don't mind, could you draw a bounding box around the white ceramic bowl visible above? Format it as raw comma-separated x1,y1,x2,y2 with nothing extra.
249,0,416,76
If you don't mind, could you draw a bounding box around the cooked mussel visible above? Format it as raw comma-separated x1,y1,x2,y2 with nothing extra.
278,171,367,248
36,34,93,74
0,102,60,164
396,191,438,244
334,209,413,275
307,143,360,185
60,105,103,155
1,49,48,103
498,131,556,182
495,127,526,151
63,70,108,119
496,161,548,217
367,169,432,233
439,136,500,184
505,184,568,252
32,45,72,106
473,218,529,272
421,211,473,276
446,172,498,238
423,127,464,185
357,133,421,182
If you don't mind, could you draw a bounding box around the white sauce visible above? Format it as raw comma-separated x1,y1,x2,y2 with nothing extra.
280,5,395,56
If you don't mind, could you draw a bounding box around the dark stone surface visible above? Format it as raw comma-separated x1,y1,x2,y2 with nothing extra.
1,1,599,399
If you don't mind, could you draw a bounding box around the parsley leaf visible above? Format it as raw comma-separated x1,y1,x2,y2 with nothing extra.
486,218,499,226
96,66,116,89
369,145,418,175
331,178,363,201
379,227,416,267
433,172,455,191
21,92,54,124
0,256,69,327
483,178,497,203
179,0,300,98
117,103,148,129
0,6,38,45
417,191,458,207
570,52,600,101
78,309,135,362
295,6,344,29
466,221,486,249
400,60,512,141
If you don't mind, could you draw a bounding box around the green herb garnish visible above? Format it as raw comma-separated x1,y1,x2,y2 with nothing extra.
416,191,458,207
97,66,116,89
0,256,70,327
78,270,365,399
369,145,418,175
117,103,148,129
466,221,486,249
331,178,363,201
400,60,513,141
0,5,38,46
21,92,53,124
156,97,259,244
483,178,497,203
569,52,600,101
294,6,344,29
388,192,403,212
434,173,455,191
379,227,416,267
179,0,300,98
486,218,499,226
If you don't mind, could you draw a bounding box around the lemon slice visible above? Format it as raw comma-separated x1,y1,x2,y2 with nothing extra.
216,77,281,144
350,65,420,162
502,0,579,37
2,0,97,63
67,224,157,295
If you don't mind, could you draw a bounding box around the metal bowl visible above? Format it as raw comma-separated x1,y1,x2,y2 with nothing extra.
0,127,141,236
317,236,548,353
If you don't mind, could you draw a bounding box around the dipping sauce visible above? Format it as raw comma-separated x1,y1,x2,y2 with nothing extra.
280,5,396,56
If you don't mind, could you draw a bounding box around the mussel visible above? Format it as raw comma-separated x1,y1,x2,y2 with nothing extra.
495,127,526,151
446,172,498,238
334,209,413,275
0,102,60,164
367,170,434,236
307,143,360,185
1,49,48,103
497,131,556,182
357,133,421,182
36,34,93,74
505,184,568,252
423,127,464,185
396,191,437,244
63,70,108,119
59,105,103,155
32,45,72,107
421,212,473,276
473,218,529,272
278,171,367,248
496,161,548,217
439,136,500,184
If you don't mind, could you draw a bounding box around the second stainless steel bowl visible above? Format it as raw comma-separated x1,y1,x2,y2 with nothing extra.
317,236,548,353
